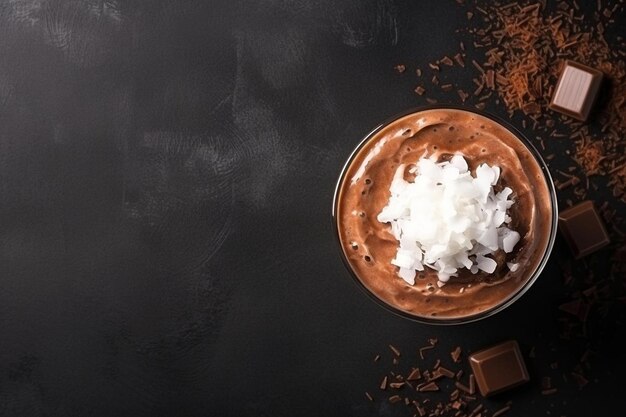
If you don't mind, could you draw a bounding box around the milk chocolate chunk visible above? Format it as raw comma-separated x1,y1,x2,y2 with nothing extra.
558,200,610,259
549,60,603,121
469,340,529,397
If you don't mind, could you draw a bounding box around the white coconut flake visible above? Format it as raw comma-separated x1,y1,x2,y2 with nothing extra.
377,155,520,285
507,262,519,272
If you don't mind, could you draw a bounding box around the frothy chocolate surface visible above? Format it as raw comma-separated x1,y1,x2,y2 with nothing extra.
336,108,554,321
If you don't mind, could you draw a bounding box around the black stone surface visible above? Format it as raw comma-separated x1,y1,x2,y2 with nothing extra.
1,1,624,416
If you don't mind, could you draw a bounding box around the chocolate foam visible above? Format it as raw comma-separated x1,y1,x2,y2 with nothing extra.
336,108,554,321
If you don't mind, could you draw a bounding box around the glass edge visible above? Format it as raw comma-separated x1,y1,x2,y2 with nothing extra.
331,105,560,326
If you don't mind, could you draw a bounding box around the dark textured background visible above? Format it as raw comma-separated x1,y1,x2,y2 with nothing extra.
1,1,624,416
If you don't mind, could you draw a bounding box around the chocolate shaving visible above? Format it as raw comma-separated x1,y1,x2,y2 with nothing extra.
388,395,402,404
492,405,511,417
455,381,470,394
407,368,422,381
394,65,406,73
419,345,435,360
389,382,405,389
454,53,465,67
380,376,388,390
437,367,456,378
365,392,373,402
541,388,558,395
415,86,426,96
389,344,401,357
469,404,483,417
441,56,454,66
419,382,440,392
451,347,462,363
571,372,589,389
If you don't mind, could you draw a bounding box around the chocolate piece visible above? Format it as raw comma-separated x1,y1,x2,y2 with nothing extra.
558,201,610,258
468,340,529,397
549,60,603,121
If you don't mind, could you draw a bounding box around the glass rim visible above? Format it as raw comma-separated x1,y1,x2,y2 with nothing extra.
331,105,559,325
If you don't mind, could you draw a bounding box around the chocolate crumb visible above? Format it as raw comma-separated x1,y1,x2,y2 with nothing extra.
394,65,406,73
416,68,422,77
415,86,426,96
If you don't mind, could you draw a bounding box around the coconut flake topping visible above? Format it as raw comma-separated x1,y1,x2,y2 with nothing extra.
377,155,520,285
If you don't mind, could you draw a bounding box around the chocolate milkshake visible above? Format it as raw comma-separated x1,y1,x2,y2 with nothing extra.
333,108,556,322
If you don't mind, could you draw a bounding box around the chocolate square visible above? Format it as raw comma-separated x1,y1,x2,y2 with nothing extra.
558,200,610,259
469,340,529,397
549,60,603,121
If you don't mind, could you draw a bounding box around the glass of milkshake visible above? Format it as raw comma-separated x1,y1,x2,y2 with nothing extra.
332,107,557,324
